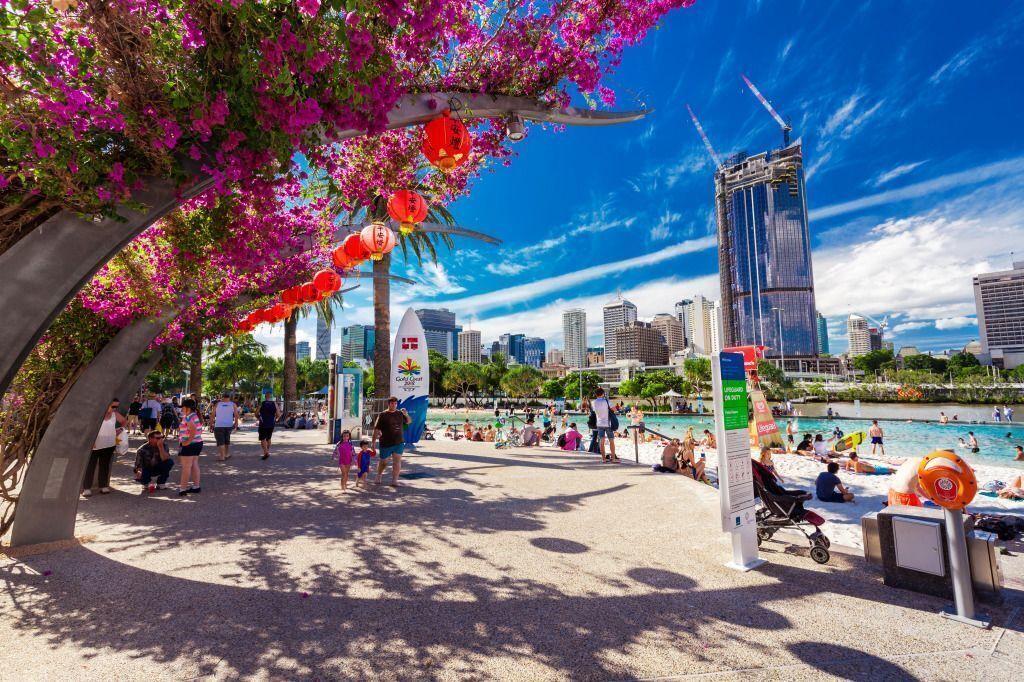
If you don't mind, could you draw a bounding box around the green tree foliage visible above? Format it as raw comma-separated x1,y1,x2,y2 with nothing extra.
295,359,329,396
563,371,601,401
481,353,508,396
755,360,785,386
541,378,565,399
683,358,711,396
948,352,981,377
852,349,895,374
500,365,545,398
428,349,450,397
903,354,948,373
442,361,485,406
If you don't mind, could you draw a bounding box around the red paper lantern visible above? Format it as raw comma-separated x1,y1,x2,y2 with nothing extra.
343,233,369,262
281,287,300,305
237,319,253,332
331,245,352,269
360,223,396,261
300,282,319,303
313,268,342,293
250,310,268,325
270,303,292,322
421,109,471,171
387,189,429,235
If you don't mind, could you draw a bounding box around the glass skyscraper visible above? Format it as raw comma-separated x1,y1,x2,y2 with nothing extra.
816,312,830,355
524,337,546,368
415,308,458,360
716,142,819,357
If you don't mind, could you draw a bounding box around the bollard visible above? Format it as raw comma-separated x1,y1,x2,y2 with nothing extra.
940,507,991,628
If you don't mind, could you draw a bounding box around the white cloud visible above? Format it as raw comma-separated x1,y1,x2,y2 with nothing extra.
820,94,860,139
504,200,637,262
870,160,927,188
485,262,528,276
890,321,929,335
810,156,1024,221
415,261,466,296
649,210,682,241
417,235,718,316
804,151,831,181
935,316,975,330
929,43,983,85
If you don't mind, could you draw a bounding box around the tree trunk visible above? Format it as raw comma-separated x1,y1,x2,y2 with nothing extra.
373,253,391,399
283,312,298,411
189,337,203,396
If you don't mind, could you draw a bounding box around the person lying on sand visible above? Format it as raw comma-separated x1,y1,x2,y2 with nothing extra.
844,452,893,475
998,475,1024,500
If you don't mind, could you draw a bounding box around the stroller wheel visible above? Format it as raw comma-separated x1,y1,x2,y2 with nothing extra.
812,534,831,549
810,546,830,564
756,528,773,542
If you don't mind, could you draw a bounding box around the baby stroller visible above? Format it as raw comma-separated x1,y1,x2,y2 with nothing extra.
751,460,831,564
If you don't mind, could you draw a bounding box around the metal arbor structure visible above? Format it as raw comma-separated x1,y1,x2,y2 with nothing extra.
3,94,648,547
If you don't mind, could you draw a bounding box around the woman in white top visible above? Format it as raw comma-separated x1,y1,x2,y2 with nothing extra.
82,398,127,497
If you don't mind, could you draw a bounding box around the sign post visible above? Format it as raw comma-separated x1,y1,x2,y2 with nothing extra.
712,351,764,571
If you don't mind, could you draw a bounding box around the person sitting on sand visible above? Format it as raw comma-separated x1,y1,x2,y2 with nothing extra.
888,457,926,507
700,429,716,448
812,434,830,459
816,462,854,503
845,452,893,475
683,426,696,448
463,420,472,439
521,419,541,446
653,439,681,473
562,423,582,451
998,475,1024,500
758,446,783,483
677,442,707,482
795,433,813,456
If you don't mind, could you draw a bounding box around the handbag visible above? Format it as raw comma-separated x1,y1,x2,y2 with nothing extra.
609,411,619,431
114,429,130,457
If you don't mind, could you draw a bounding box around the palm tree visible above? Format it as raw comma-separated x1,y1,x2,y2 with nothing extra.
283,290,348,411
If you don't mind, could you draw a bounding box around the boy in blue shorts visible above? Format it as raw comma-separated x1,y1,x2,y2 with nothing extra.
357,439,373,489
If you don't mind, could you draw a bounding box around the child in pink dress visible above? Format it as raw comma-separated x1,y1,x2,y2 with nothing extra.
335,430,355,491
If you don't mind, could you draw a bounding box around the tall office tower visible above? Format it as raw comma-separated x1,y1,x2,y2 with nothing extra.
614,322,669,366
451,325,463,361
716,142,819,357
524,337,546,368
341,324,376,363
847,314,870,357
974,261,1024,369
674,299,692,348
296,341,311,361
562,308,587,368
415,308,457,359
709,300,722,354
457,329,481,363
687,294,718,355
490,340,502,359
315,312,331,361
498,333,526,364
651,313,684,353
602,295,637,363
816,312,830,355
546,348,564,365
869,327,883,352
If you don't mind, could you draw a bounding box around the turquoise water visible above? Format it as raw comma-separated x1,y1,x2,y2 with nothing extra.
428,410,1024,470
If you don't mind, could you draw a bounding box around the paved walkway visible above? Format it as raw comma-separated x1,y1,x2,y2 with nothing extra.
1,427,1022,680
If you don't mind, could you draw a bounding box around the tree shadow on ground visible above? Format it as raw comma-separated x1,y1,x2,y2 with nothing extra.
788,642,919,681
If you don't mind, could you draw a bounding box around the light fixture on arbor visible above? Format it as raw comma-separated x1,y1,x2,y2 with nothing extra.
360,222,396,261
505,113,526,142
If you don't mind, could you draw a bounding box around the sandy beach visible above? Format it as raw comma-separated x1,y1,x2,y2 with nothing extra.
470,431,1024,551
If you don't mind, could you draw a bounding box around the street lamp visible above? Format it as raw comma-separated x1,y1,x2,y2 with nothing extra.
771,306,785,376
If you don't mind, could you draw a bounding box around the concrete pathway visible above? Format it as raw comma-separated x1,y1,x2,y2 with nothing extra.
1,427,1022,680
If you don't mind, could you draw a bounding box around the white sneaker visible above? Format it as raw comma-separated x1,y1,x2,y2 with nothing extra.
156,484,168,490
100,487,112,494
81,489,92,498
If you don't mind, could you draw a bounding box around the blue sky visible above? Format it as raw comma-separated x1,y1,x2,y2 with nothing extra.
265,1,1024,358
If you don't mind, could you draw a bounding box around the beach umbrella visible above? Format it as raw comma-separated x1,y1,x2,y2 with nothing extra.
660,389,683,397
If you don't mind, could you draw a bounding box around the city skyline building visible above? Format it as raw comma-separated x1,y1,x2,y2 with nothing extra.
546,348,564,365
674,299,692,349
709,300,722,354
415,308,458,360
651,313,684,354
716,142,819,358
562,308,587,368
315,312,331,361
602,295,637,363
614,321,669,366
816,312,830,355
974,260,1024,369
687,294,718,355
587,347,605,366
498,332,526,364
869,327,883,352
457,329,482,363
524,337,546,368
341,324,375,363
847,314,870,357
296,341,310,361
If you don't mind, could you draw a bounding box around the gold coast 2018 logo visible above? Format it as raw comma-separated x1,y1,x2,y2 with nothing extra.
397,358,421,377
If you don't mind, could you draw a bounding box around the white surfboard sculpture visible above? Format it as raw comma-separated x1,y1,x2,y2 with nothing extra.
390,308,430,444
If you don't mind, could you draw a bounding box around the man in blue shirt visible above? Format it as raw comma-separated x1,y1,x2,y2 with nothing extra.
815,462,854,503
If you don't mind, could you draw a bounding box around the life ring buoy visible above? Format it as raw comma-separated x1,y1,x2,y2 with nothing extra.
917,449,977,510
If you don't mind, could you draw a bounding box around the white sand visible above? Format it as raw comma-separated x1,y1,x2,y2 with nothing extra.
534,433,1024,551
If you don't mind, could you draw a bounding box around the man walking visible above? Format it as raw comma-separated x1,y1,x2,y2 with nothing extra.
257,393,279,460
140,392,162,433
869,420,885,456
212,391,240,462
374,397,411,487
592,387,618,463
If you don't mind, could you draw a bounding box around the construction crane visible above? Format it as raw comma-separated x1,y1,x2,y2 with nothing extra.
741,74,792,146
686,104,722,169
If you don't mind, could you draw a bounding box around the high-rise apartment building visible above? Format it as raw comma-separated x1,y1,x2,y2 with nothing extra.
415,308,458,360
498,333,526,364
687,294,718,355
315,312,331,361
674,299,692,348
974,261,1024,369
709,300,722,354
716,142,819,357
614,322,669,366
562,309,587,368
602,295,637,363
490,340,501,359
457,329,481,363
869,328,883,352
524,337,546,368
816,312,830,355
546,348,564,365
847,314,870,357
651,313,684,354
296,341,311,361
341,324,375,363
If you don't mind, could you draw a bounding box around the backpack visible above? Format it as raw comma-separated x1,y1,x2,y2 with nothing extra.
556,433,567,448
610,411,620,431
587,410,597,430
